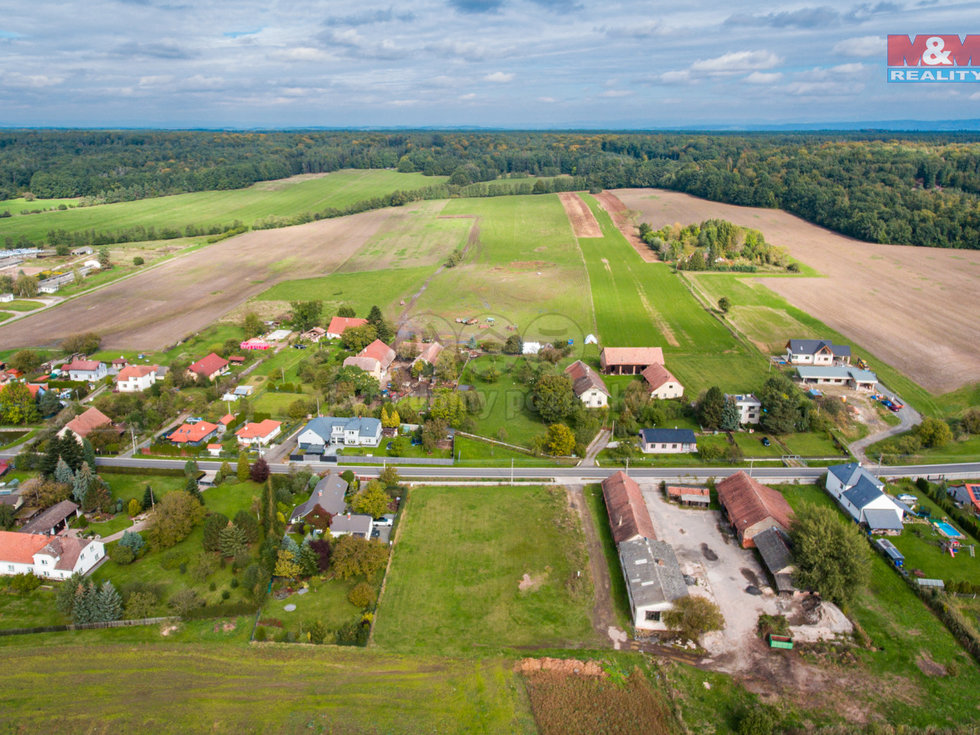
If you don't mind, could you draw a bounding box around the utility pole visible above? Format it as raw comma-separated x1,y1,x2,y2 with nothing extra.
510,458,514,484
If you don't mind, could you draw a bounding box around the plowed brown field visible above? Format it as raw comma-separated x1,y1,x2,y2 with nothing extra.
0,205,419,351
557,192,601,238
615,188,980,394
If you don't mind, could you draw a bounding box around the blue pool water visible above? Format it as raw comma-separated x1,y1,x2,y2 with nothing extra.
935,521,963,538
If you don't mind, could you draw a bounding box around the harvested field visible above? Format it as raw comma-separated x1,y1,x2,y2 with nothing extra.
558,192,601,238
616,188,980,394
595,191,658,262
0,205,416,351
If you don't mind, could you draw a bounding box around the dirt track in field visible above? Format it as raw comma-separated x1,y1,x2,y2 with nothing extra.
595,191,658,262
558,192,601,238
615,188,980,394
0,205,418,351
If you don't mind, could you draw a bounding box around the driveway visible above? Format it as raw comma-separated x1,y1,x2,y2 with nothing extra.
849,384,922,463
578,428,611,468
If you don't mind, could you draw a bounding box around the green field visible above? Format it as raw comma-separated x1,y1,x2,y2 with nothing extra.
255,265,434,323
0,196,79,214
0,299,43,312
576,195,764,396
0,643,534,734
373,485,597,654
870,433,980,464
0,170,446,244
460,355,549,449
411,195,595,342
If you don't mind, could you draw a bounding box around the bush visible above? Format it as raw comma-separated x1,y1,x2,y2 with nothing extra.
664,596,724,643
8,572,42,594
169,588,203,617
254,626,267,641
347,582,377,609
221,589,231,600
124,591,157,619
108,544,135,565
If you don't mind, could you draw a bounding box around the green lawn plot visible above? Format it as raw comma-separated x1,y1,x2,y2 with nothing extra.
252,391,307,417
730,431,784,458
890,521,980,586
0,643,535,735
100,471,189,506
777,431,846,458
373,485,597,654
0,587,65,629
870,433,980,465
1,299,43,312
86,514,135,537
0,311,12,321
254,266,434,324
0,170,447,244
460,355,545,449
409,195,595,344
575,195,764,396
260,576,369,643
0,196,79,214
774,482,980,729
154,321,247,364
685,271,970,420
452,435,557,466
339,200,473,272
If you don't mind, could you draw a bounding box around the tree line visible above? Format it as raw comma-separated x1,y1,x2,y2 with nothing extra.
1,130,979,249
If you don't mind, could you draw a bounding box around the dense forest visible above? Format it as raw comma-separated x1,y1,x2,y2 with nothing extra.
1,130,979,249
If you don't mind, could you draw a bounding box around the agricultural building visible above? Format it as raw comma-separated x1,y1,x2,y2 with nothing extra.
785,339,851,365
413,342,444,367
600,347,664,375
20,500,79,536
0,530,104,579
601,471,656,544
186,352,229,382
753,526,796,594
297,416,382,450
58,407,113,442
618,537,688,632
301,327,327,342
665,485,710,507
564,360,610,408
716,471,795,548
343,339,395,382
825,463,904,533
795,366,877,391
325,316,368,340
725,393,761,424
638,428,696,454
641,363,683,400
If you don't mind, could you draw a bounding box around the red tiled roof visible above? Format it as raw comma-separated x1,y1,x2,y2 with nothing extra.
667,486,709,498
415,342,444,365
39,535,94,571
218,414,235,426
327,316,368,335
641,363,680,391
62,407,113,439
600,347,664,368
170,421,219,444
207,443,223,450
601,471,657,544
65,359,102,372
564,360,609,397
188,353,229,378
235,419,281,439
359,339,395,368
117,364,157,381
0,530,50,564
26,383,48,398
716,471,795,545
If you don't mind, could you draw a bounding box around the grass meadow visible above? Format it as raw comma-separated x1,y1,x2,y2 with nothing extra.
373,485,598,654
0,643,535,734
0,170,446,243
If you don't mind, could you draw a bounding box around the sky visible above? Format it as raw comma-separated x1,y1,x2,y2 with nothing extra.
1,0,979,128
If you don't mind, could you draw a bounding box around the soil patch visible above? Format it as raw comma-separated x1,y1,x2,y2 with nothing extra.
595,191,659,262
615,187,980,393
519,572,547,592
700,543,718,562
558,192,602,238
915,650,948,677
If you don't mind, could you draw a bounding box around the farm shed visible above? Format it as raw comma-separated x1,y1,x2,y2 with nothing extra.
601,471,656,545
600,347,664,375
641,363,684,400
753,526,796,594
665,486,710,507
565,360,610,408
875,538,905,567
618,536,688,632
716,471,795,549
20,500,80,536
795,366,877,391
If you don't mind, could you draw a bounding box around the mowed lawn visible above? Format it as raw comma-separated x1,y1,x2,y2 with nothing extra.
0,643,535,734
410,195,595,342
0,170,446,243
374,485,597,654
576,195,764,395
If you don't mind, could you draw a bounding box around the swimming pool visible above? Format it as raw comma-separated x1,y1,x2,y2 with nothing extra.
935,521,964,539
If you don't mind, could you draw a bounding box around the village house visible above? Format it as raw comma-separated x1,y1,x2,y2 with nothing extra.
564,360,610,408
217,414,235,434
297,416,383,452
20,500,80,536
948,483,980,516
186,353,229,382
343,339,395,382
785,339,851,366
599,347,664,375
206,443,223,457
641,363,684,400
235,419,282,448
301,326,327,343
413,341,445,368
169,421,219,446
326,316,368,340
330,513,374,539
638,428,697,454
0,531,105,579
64,359,107,382
795,366,878,392
58,406,113,443
290,474,348,524
825,463,904,534
726,393,761,424
115,364,160,392
715,471,795,548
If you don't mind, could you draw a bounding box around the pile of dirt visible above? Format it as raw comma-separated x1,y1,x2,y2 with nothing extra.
517,657,606,677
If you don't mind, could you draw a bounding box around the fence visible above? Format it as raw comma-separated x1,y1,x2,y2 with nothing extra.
0,616,176,637
337,456,453,466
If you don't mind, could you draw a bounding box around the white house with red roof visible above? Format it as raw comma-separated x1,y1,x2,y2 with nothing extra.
65,359,107,382
326,316,368,340
170,421,219,445
58,407,113,443
116,364,160,392
186,353,229,382
343,339,396,382
641,363,684,400
0,530,105,579
235,419,282,447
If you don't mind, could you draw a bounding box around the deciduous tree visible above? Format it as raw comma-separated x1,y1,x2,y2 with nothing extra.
663,595,724,642
290,300,323,331
545,423,576,456
791,503,870,606
531,373,575,424
145,490,206,550
351,480,390,519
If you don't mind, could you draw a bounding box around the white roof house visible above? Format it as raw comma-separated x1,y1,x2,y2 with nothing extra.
725,393,762,424
825,463,904,533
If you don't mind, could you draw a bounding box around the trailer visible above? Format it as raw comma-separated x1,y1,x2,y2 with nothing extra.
767,634,794,650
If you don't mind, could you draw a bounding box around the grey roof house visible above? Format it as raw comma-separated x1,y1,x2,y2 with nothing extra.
618,537,689,630
289,474,348,524
297,416,382,450
638,428,697,454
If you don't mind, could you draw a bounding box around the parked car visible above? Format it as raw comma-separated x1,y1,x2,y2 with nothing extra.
761,437,771,447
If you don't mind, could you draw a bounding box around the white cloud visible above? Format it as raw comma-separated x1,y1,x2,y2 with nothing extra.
273,47,330,62
832,35,886,57
2,72,64,88
537,96,556,103
745,72,782,84
690,50,782,74
786,81,864,97
459,92,477,100
484,71,514,83
600,89,632,97
970,91,980,101
798,63,867,81
658,70,692,84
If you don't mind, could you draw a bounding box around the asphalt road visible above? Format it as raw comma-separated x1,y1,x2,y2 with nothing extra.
90,456,980,483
